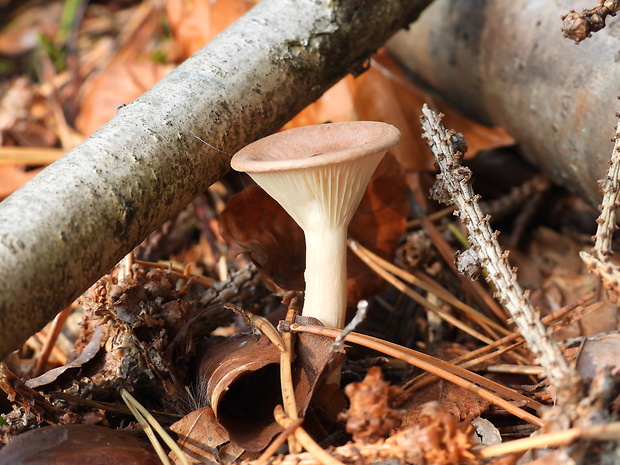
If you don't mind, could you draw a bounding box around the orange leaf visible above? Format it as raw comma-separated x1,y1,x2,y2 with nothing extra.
76,61,175,137
348,50,515,171
166,0,255,59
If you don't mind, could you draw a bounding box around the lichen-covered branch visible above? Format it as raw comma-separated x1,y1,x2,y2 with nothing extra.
562,0,620,43
580,112,620,301
420,105,582,404
0,0,432,360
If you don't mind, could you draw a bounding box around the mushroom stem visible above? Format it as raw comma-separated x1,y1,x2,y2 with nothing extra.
303,227,348,329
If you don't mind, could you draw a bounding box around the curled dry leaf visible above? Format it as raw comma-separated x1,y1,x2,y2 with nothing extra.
197,333,283,452
339,366,405,443
0,424,160,465
195,320,342,453
220,155,408,305
170,406,230,465
25,326,106,390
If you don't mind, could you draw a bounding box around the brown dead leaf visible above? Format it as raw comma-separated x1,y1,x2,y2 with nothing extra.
528,227,619,339
282,79,354,129
220,155,407,306
25,326,105,390
0,3,62,56
0,424,160,464
219,184,306,294
401,380,491,428
574,334,620,383
75,60,175,137
0,165,42,199
197,334,283,452
349,50,515,171
194,319,343,453
347,154,408,305
0,76,58,148
166,0,255,59
170,407,229,465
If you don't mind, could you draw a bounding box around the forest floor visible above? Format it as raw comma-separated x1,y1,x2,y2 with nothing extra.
0,1,619,464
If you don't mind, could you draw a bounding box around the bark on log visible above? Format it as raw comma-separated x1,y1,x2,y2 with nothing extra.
387,0,620,206
0,0,431,360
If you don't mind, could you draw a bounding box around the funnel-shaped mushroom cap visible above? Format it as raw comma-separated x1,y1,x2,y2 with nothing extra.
231,122,401,231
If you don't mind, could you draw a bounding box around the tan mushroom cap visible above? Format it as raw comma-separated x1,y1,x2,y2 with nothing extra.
231,121,401,172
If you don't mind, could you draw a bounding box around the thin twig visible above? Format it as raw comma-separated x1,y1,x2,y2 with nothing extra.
251,418,305,465
348,239,495,344
281,298,301,454
420,104,581,405
274,405,346,465
134,259,216,288
580,111,620,301
562,0,620,43
286,323,544,427
34,306,71,376
477,420,620,458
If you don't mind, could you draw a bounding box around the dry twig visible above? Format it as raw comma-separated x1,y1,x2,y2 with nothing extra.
562,0,620,43
420,105,582,407
580,112,620,302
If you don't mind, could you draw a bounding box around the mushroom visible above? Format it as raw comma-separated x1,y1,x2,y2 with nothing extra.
231,122,400,329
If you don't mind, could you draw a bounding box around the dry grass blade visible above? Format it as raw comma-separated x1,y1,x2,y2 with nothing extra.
350,238,510,337
121,389,189,465
251,417,305,465
134,259,216,288
287,323,544,427
404,293,597,392
348,239,495,344
273,405,345,465
281,300,301,453
0,146,66,165
478,420,620,459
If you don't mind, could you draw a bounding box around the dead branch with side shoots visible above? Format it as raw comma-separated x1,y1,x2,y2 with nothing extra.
419,104,582,412
580,111,620,302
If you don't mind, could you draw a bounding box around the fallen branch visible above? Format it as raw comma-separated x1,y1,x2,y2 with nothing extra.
420,105,582,408
580,111,620,301
0,0,431,360
562,0,620,43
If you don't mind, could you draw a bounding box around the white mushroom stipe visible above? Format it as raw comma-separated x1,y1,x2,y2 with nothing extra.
231,122,401,329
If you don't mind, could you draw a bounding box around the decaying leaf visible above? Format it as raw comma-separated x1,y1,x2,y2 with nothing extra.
197,333,283,452
170,407,230,465
195,319,344,453
166,0,255,59
349,51,515,172
25,326,106,390
0,424,160,465
76,61,175,137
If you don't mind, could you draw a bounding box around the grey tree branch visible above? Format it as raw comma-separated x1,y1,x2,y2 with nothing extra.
420,105,582,408
0,0,431,360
